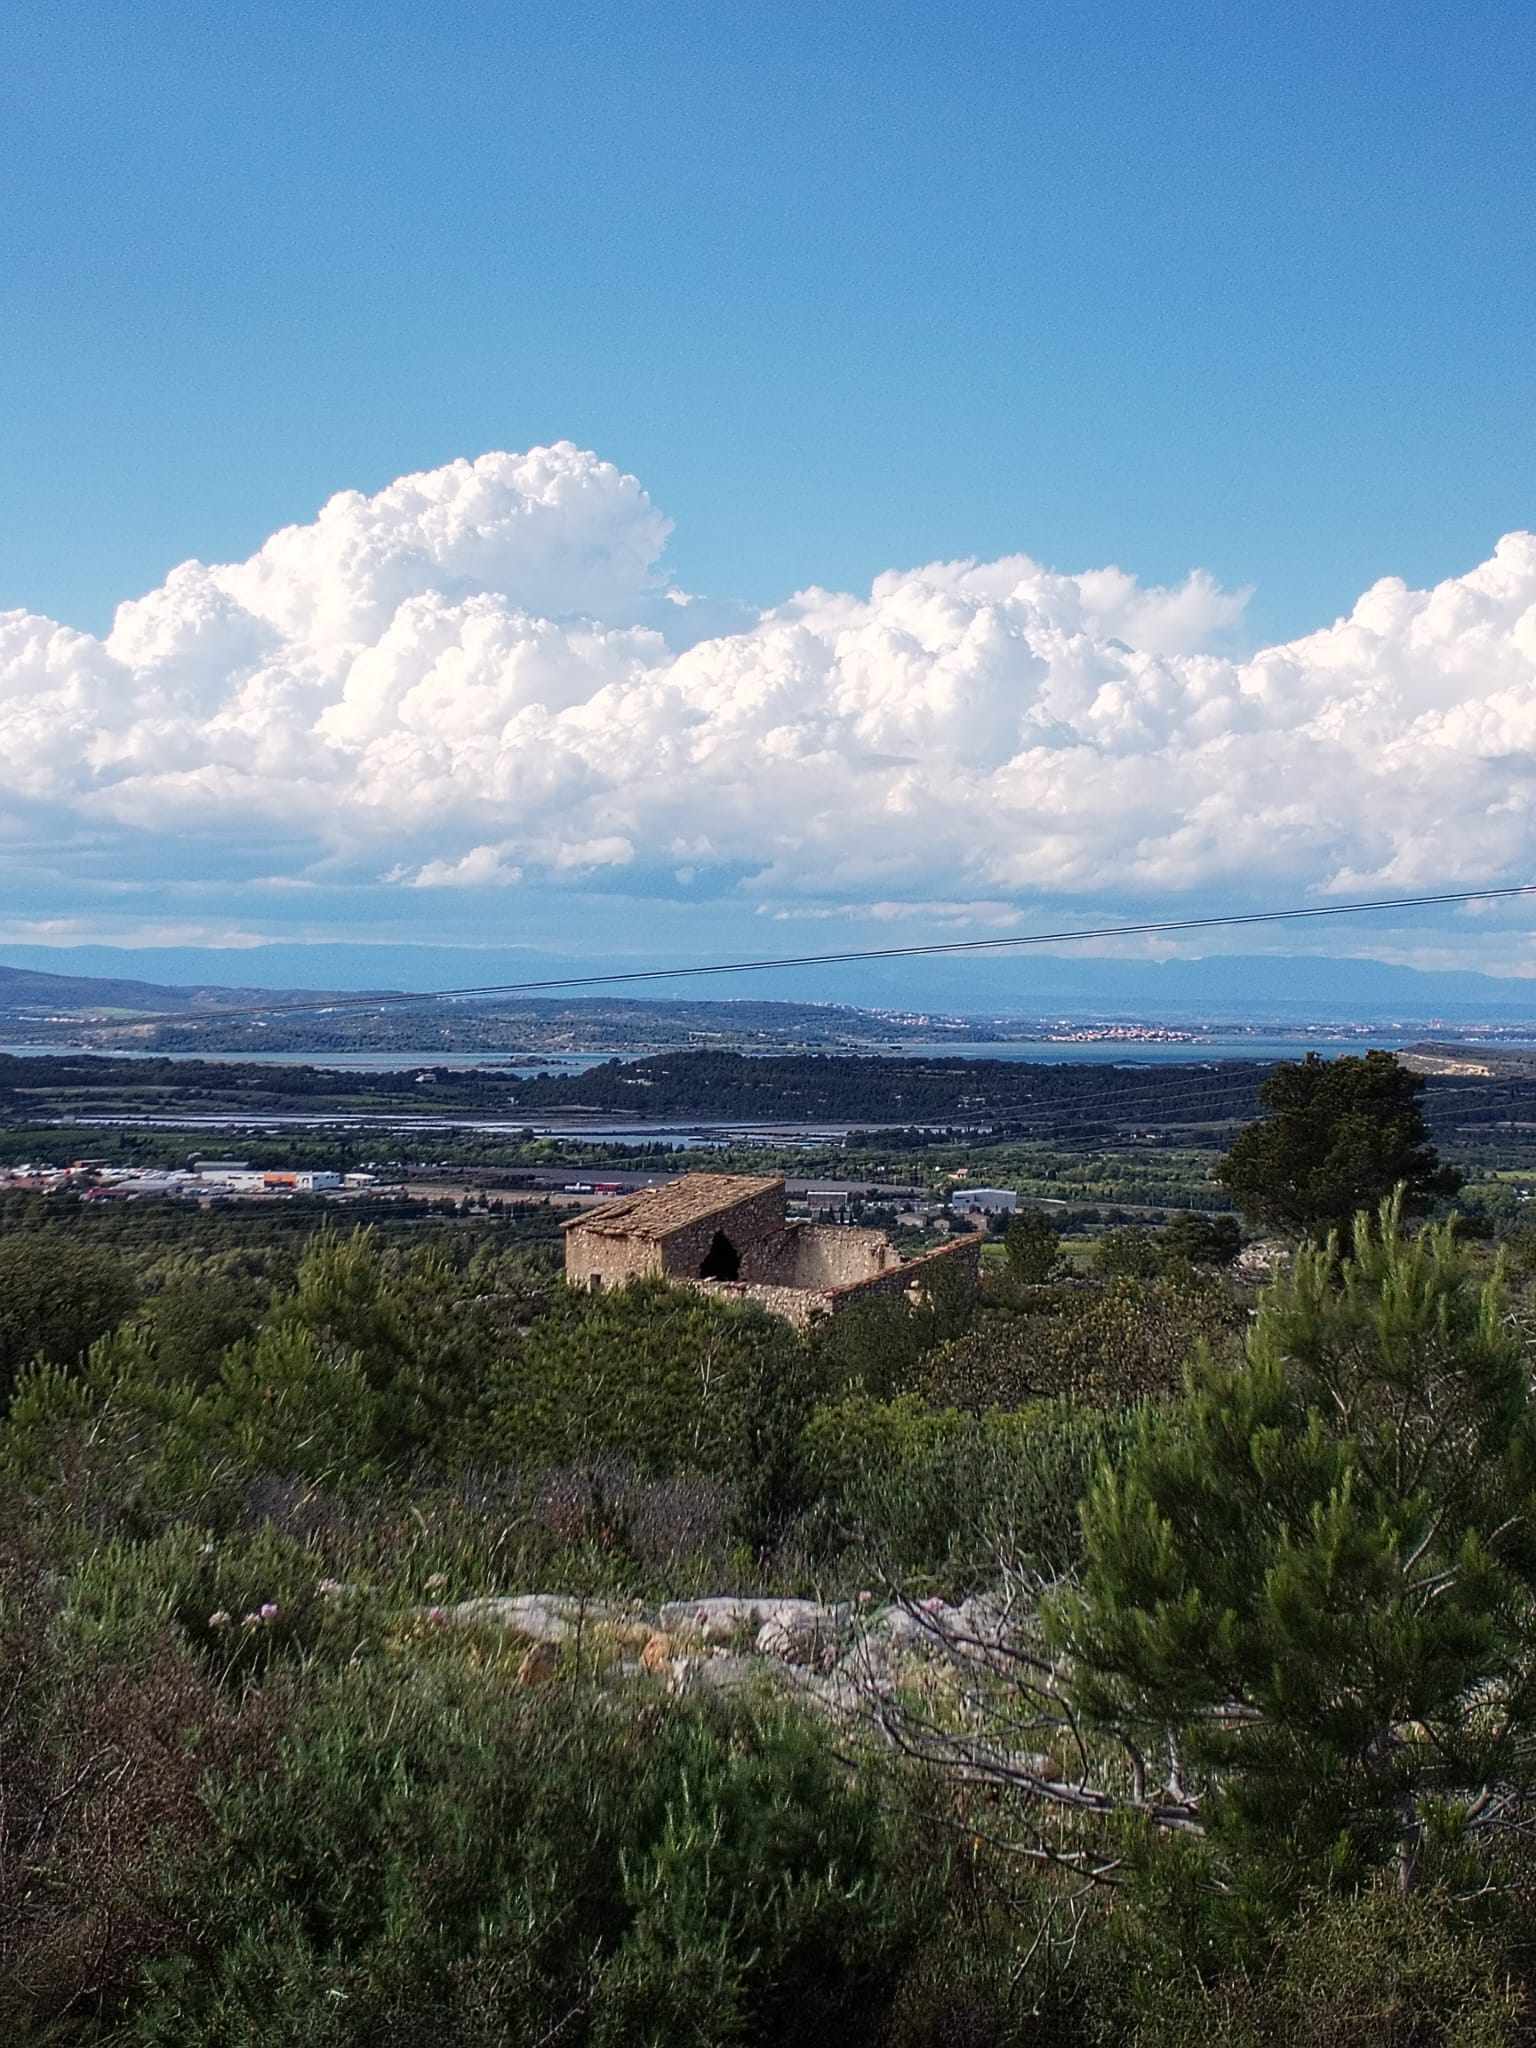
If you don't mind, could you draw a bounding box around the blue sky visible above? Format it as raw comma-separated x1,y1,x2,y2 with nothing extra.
8,0,1533,643
3,1,1535,994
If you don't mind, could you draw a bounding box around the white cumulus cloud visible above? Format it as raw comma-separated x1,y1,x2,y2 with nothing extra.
4,442,1535,936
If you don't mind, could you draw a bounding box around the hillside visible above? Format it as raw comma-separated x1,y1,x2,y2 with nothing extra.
0,961,370,1024
0,961,992,1052
9,938,1536,1023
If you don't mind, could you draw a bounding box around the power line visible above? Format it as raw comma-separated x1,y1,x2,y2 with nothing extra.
58,881,1536,1030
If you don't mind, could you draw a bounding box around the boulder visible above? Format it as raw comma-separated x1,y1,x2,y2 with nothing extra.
756,1612,833,1667
1233,1238,1288,1284
956,1591,1012,1638
868,1599,962,1646
658,1595,848,1642
684,1653,762,1695
444,1595,622,1643
760,1596,849,1635
666,1655,703,1698
659,1597,758,1639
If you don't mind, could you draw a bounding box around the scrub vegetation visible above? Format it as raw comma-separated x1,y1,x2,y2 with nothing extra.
4,1054,1536,2042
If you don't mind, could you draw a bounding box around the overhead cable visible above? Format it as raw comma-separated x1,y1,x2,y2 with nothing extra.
62,881,1536,1028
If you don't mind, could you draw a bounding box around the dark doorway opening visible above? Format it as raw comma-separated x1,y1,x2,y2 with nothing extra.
699,1231,741,1280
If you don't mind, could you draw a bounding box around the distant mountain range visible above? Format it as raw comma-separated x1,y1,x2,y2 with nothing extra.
0,961,985,1052
0,960,369,1020
1,942,1534,1032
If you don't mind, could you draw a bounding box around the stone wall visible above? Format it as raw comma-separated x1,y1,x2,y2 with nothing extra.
693,1277,836,1330
782,1224,901,1288
824,1232,981,1312
654,1183,792,1282
694,1232,980,1330
564,1225,663,1291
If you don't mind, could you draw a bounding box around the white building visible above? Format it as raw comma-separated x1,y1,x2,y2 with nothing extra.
949,1187,1019,1216
198,1166,268,1192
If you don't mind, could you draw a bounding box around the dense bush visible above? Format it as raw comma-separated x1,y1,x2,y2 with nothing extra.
1126,1885,1527,2048
0,1231,138,1415
923,1274,1243,1409
85,1660,946,2046
0,1519,275,2036
800,1393,1135,1588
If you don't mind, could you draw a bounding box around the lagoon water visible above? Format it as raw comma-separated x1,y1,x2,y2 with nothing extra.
897,1034,1422,1063
7,1030,1520,1149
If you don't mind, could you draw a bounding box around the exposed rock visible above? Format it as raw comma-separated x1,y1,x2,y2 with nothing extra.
426,1587,965,1711
659,1596,758,1638
956,1591,1013,1638
660,1595,848,1643
682,1653,762,1695
869,1599,962,1646
444,1594,621,1642
833,1634,900,1689
755,1612,836,1667
762,1596,849,1635
666,1655,703,1698
1233,1238,1289,1284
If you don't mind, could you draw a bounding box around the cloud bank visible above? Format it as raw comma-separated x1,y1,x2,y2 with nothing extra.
4,441,1535,943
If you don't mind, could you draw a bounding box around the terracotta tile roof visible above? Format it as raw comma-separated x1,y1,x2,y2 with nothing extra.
562,1173,784,1241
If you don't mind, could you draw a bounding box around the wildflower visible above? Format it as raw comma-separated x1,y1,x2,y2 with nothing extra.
426,1606,447,1626
317,1578,343,1597
921,1595,946,1614
259,1602,280,1622
241,1611,262,1628
424,1572,448,1591
857,1590,874,1605
208,1610,231,1630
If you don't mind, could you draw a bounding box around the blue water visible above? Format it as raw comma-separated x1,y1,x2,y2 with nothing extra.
897,1033,1422,1064
0,1045,610,1076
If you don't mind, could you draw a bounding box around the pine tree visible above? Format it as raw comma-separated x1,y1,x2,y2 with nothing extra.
1048,1197,1536,1915
1217,1051,1460,1242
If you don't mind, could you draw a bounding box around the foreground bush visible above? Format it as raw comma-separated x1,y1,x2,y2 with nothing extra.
121,1666,938,2048
1127,1885,1526,2048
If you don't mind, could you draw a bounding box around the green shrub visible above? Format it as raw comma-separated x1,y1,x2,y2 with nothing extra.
812,1256,978,1399
122,1666,937,2047
474,1279,817,1490
0,1230,519,1536
800,1393,1133,1589
0,1520,272,2038
1128,1884,1525,2048
59,1522,380,1678
925,1274,1242,1409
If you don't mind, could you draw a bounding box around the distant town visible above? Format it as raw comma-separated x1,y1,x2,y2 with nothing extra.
0,1153,1043,1236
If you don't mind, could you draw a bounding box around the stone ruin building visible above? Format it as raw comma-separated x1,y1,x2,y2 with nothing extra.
562,1172,980,1330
